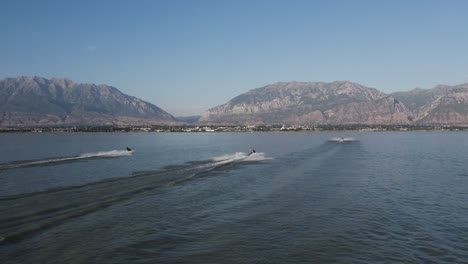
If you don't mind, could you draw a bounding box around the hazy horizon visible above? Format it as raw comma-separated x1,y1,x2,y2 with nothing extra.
2,0,468,116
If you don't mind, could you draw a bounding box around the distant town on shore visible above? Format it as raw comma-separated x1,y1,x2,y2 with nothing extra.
1,124,466,133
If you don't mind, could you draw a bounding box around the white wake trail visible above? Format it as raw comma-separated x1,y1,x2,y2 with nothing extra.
0,149,133,170
79,150,133,158
210,152,271,164
328,137,359,142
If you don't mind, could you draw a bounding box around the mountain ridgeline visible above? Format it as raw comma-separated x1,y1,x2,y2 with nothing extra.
200,81,410,125
1,77,467,127
0,76,179,127
200,81,468,126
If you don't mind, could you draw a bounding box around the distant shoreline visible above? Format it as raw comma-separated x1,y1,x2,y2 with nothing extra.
1,125,466,133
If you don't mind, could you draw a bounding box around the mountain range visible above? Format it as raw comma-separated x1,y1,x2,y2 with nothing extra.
1,76,467,127
0,76,179,127
201,81,467,126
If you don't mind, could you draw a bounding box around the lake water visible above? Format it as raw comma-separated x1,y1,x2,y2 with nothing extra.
0,132,467,263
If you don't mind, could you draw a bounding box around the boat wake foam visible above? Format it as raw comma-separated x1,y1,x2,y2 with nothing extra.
0,151,269,243
328,137,359,142
210,152,271,162
0,150,133,171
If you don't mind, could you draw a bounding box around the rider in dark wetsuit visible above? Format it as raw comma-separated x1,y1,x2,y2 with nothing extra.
248,149,256,156
126,147,132,151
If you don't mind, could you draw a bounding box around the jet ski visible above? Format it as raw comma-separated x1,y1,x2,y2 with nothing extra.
126,147,132,151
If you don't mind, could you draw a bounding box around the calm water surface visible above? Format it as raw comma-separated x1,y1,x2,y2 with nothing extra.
0,132,467,263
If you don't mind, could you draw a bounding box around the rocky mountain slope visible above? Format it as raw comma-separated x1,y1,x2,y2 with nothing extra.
391,84,468,125
407,88,467,125
391,84,461,111
200,81,413,125
0,76,179,127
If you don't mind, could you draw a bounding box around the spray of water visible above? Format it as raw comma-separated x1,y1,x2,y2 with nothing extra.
0,150,133,170
211,152,271,163
79,150,133,158
328,137,359,142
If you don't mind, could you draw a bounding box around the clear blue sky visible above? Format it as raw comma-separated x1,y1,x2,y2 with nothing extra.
2,0,468,116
